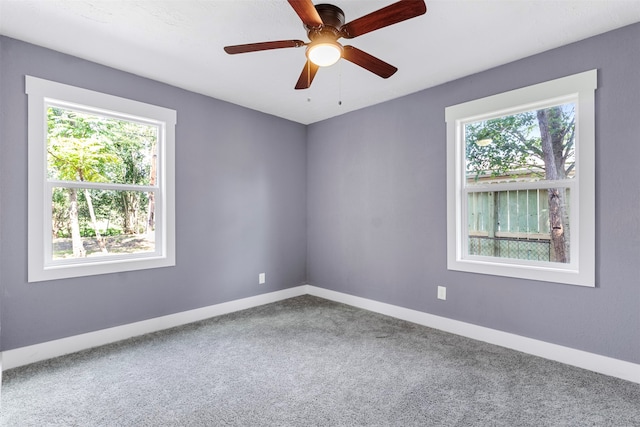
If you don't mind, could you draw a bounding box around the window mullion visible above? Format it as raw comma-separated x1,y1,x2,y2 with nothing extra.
464,180,576,193
47,180,157,192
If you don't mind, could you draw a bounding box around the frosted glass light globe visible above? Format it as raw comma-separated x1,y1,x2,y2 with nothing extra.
307,42,342,67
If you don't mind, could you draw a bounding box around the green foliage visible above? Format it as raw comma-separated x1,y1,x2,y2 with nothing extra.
47,107,156,184
47,106,157,243
56,230,71,238
48,137,119,182
465,104,575,181
47,107,120,182
78,226,123,238
465,111,538,180
111,122,156,186
464,103,576,263
52,188,70,238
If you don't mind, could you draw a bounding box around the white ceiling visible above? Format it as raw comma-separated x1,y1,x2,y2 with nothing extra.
1,1,639,124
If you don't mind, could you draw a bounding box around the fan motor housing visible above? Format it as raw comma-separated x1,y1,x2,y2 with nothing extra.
306,3,345,41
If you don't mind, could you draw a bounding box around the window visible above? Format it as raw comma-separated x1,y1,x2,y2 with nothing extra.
27,76,176,282
445,70,596,286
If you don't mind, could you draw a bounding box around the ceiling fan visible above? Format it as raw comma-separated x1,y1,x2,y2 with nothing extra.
223,0,427,90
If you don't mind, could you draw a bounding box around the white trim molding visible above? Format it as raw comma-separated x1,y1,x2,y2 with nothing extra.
1,286,307,370
2,284,638,385
305,286,640,384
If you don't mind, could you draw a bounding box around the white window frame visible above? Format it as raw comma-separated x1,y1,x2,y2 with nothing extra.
26,76,176,282
445,70,596,287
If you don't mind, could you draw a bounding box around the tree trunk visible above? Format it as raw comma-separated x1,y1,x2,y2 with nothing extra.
83,188,108,253
122,191,139,234
68,188,86,258
537,108,569,263
547,188,568,262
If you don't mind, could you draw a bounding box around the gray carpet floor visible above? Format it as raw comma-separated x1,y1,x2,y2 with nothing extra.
1,295,639,426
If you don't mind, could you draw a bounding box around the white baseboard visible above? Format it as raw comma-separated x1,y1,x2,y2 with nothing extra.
2,284,638,385
1,286,307,371
305,285,640,384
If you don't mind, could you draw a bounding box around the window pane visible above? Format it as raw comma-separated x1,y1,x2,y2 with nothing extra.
464,103,576,184
47,106,158,186
51,187,156,260
467,188,570,263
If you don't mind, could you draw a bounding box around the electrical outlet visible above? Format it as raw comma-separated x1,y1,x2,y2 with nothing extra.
259,273,266,285
437,286,447,300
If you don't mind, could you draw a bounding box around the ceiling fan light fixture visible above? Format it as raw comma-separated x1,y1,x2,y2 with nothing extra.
223,0,427,89
307,41,343,67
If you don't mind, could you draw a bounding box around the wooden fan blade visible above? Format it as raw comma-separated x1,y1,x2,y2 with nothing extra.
342,46,397,79
340,0,426,39
224,40,306,54
295,60,320,90
288,0,324,27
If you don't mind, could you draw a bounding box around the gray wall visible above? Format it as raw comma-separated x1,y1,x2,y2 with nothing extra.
0,37,307,350
2,24,639,365
307,23,640,364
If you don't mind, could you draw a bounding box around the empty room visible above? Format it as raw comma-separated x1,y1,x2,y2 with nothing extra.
0,1,639,425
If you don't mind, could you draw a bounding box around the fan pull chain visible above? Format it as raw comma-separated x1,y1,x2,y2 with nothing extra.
338,60,343,106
